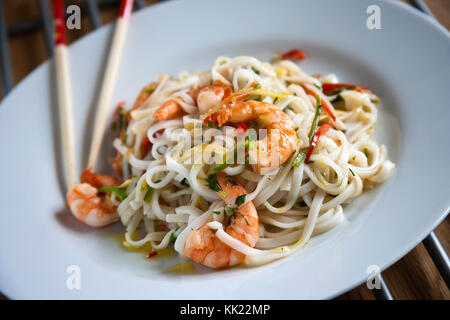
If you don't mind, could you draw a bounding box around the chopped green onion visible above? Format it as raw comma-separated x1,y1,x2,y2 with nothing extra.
251,66,260,75
169,228,179,243
211,163,229,173
144,186,154,203
97,186,128,201
363,148,369,157
292,148,308,168
313,83,322,91
144,87,155,95
307,96,322,142
220,191,227,198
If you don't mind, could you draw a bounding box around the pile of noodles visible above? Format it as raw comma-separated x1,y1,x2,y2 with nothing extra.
110,56,395,266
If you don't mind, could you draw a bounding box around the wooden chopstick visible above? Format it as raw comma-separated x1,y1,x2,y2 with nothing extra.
87,0,134,170
53,0,77,190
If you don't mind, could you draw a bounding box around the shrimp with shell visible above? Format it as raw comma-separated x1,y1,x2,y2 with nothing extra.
66,169,122,227
184,173,259,268
216,100,298,174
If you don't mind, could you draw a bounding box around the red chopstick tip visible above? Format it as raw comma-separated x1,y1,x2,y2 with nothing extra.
52,0,66,45
119,0,135,18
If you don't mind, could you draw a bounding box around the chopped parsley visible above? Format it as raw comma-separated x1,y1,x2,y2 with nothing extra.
207,173,222,192
235,194,246,207
224,206,249,226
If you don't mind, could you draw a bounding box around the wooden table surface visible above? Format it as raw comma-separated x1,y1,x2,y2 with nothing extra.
0,0,448,300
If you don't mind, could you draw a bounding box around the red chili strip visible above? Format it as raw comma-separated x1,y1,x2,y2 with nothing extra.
281,49,307,61
236,123,248,134
147,251,158,259
305,124,333,162
303,85,337,122
203,112,219,126
322,83,368,95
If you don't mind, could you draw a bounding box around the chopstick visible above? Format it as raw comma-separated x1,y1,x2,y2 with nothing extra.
87,0,134,170
53,0,77,190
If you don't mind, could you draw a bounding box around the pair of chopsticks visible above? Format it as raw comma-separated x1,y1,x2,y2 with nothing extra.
52,0,134,191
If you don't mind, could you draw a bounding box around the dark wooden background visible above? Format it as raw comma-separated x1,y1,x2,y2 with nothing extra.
0,0,448,300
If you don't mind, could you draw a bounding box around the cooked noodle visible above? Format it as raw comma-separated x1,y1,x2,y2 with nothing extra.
110,55,394,266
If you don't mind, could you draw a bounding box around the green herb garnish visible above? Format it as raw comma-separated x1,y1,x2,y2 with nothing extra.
349,168,356,176
308,96,322,141
169,228,179,243
211,163,229,173
235,194,246,207
144,186,154,203
273,96,279,104
180,178,190,187
97,186,128,201
363,148,369,157
292,148,308,168
251,66,260,75
144,87,155,95
254,83,261,89
213,210,221,215
207,173,222,192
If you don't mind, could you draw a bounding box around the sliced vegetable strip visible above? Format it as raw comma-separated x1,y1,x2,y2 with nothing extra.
292,97,322,168
303,83,336,122
305,123,333,162
280,49,307,61
322,83,369,95
97,186,128,201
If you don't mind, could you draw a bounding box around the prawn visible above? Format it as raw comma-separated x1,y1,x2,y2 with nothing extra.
131,81,158,110
197,81,232,114
66,169,122,227
217,100,297,174
184,173,259,268
153,81,232,120
153,87,200,120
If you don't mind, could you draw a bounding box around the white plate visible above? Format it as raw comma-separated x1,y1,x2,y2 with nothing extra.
0,0,449,299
